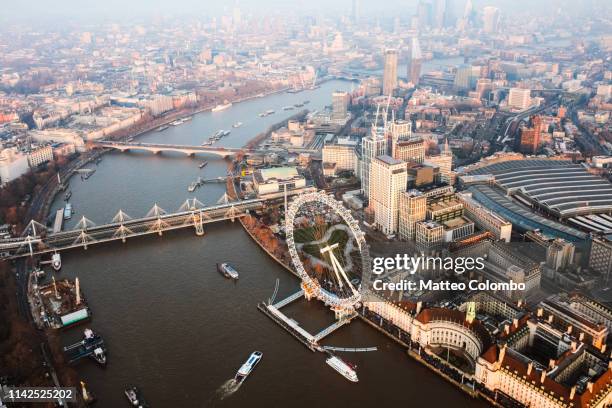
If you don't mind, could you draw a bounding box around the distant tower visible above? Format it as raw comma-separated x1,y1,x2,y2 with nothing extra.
407,38,423,86
382,49,398,96
482,6,500,34
351,0,360,23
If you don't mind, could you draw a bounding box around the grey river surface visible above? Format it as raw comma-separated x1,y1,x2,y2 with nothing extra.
49,79,489,407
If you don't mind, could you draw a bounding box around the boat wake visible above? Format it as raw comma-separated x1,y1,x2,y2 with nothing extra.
215,378,241,400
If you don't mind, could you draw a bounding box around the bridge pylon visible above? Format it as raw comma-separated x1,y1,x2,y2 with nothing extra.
192,211,205,236
112,224,134,243
217,192,233,205
73,231,96,249
146,204,167,218
225,205,240,222
21,220,47,238
111,210,132,224
148,218,169,236
178,198,205,212
73,216,96,231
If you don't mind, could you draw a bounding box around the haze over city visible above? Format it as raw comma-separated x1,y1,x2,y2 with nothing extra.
0,0,610,407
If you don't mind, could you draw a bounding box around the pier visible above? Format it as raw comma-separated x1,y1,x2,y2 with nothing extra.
258,289,357,352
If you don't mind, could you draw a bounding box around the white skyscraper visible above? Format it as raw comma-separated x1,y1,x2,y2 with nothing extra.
370,155,407,235
482,6,500,34
361,126,388,199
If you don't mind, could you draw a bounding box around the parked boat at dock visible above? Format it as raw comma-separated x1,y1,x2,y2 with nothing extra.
157,125,169,132
212,102,232,112
217,263,239,279
234,351,262,383
64,204,73,220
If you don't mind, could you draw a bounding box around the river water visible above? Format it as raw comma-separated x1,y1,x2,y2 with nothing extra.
49,79,488,407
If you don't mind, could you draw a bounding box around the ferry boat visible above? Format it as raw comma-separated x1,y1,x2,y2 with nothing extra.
266,109,275,115
170,119,182,126
199,161,208,169
282,106,295,111
212,102,232,112
157,125,169,132
232,122,243,128
234,351,262,383
326,355,358,382
52,253,62,271
64,204,72,220
222,130,231,136
217,263,239,279
188,182,198,193
124,386,148,407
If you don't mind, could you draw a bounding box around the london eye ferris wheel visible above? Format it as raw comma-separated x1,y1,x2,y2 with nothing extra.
285,191,371,316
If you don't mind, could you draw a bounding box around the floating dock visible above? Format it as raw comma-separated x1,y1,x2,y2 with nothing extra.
52,208,64,233
257,289,356,352
64,331,106,364
32,278,90,329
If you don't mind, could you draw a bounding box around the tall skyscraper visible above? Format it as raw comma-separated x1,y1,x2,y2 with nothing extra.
416,0,432,29
433,0,447,29
331,91,349,120
398,190,427,241
407,38,423,86
382,49,398,96
351,0,360,23
482,6,500,34
370,155,407,235
361,127,388,199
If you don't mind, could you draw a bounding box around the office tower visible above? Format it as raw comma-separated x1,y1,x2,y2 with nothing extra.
382,49,398,96
454,64,472,91
476,78,492,99
508,87,531,110
331,91,349,120
351,0,360,23
393,139,425,164
482,6,500,34
589,236,612,285
424,139,452,184
370,155,407,235
387,119,412,155
417,0,432,29
407,38,423,86
398,190,427,241
433,0,446,29
361,129,388,198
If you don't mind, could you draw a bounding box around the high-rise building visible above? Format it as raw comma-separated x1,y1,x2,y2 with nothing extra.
322,144,357,174
351,0,360,23
398,190,427,241
407,38,423,86
417,0,433,29
476,78,493,99
589,236,612,285
433,0,447,29
508,87,531,110
424,139,453,184
454,64,472,91
482,6,500,34
360,129,388,198
331,91,349,120
387,119,412,154
369,155,407,235
393,139,425,164
382,49,398,96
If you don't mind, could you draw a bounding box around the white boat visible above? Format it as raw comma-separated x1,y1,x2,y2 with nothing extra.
326,355,358,382
212,102,232,112
188,182,197,193
217,263,239,279
232,122,243,128
52,253,61,271
235,351,262,383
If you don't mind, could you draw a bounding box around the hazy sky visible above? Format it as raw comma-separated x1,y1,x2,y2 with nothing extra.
2,0,609,24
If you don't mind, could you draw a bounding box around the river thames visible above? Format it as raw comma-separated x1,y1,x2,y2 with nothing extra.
49,79,489,407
